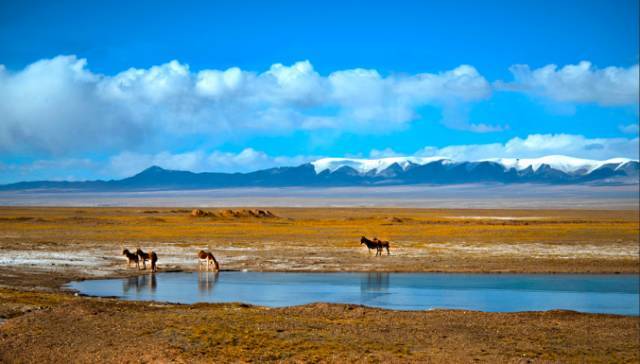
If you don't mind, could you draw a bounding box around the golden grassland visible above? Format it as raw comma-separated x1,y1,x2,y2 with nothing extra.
0,206,638,363
0,206,637,273
0,206,638,244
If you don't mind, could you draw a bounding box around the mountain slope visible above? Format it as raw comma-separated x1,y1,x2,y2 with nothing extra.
1,156,638,191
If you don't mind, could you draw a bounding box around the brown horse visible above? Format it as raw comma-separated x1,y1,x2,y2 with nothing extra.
122,249,140,269
360,236,382,256
136,248,158,272
149,251,158,272
373,238,391,256
197,250,220,271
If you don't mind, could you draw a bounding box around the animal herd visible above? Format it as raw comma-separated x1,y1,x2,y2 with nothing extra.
122,237,391,272
121,247,221,272
121,248,158,272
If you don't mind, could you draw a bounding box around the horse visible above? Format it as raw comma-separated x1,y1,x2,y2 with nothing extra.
360,236,383,256
149,251,158,272
197,250,220,271
136,248,150,270
122,248,140,269
373,238,391,256
136,248,158,272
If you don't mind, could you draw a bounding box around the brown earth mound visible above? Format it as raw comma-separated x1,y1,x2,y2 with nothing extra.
191,209,209,217
191,208,276,219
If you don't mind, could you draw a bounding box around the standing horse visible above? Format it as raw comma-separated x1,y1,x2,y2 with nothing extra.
122,248,140,269
136,248,158,272
373,238,391,255
360,236,382,256
150,251,158,272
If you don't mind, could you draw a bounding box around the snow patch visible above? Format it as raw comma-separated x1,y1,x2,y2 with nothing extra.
482,155,635,174
311,155,637,175
311,156,449,174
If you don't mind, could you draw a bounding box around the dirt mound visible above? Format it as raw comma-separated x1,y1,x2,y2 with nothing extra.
191,209,210,217
191,209,277,219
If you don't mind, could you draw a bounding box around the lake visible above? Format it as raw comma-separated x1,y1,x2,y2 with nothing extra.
67,272,640,315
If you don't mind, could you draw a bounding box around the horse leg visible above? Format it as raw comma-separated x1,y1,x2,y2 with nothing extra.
386,246,390,255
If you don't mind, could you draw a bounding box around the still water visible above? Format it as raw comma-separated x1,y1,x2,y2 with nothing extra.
67,272,639,315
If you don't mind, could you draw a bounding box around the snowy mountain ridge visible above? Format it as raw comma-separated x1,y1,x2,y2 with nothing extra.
311,155,637,175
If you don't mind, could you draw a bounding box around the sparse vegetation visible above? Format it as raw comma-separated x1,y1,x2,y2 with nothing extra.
0,206,637,362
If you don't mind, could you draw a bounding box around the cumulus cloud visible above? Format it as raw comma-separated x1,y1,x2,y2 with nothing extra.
0,56,143,155
496,61,639,105
369,148,402,158
105,148,319,178
0,56,492,155
417,134,639,160
619,123,639,135
0,157,99,182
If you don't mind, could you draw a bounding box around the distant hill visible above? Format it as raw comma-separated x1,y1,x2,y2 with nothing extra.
1,155,638,191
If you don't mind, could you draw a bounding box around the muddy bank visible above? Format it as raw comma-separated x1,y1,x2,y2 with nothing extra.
0,288,638,363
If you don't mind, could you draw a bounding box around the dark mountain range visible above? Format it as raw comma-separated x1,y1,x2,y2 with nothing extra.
1,156,638,191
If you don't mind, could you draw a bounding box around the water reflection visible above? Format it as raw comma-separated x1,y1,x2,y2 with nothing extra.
198,271,219,293
122,274,157,293
360,272,390,300
70,272,640,315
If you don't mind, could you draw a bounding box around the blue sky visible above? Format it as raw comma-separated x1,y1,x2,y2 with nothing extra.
0,0,638,182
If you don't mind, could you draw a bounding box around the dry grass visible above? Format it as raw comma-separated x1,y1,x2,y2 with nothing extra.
0,206,637,273
0,288,638,363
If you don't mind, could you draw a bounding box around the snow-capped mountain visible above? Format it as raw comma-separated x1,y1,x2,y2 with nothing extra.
1,155,638,191
481,156,636,174
311,155,638,176
311,157,451,174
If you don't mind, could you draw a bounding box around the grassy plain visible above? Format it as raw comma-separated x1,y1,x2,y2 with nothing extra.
0,206,637,274
0,206,638,363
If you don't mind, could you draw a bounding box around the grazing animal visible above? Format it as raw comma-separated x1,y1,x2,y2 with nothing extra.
122,249,140,269
136,248,151,270
373,238,391,256
149,251,158,272
360,236,382,256
136,248,158,272
197,250,220,271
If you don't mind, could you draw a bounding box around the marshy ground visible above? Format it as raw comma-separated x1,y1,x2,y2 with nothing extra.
0,206,638,363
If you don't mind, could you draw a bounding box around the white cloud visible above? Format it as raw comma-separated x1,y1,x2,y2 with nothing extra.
369,148,401,158
497,61,639,105
417,134,639,160
0,157,99,182
0,56,143,155
0,56,493,156
105,148,319,178
619,123,639,135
